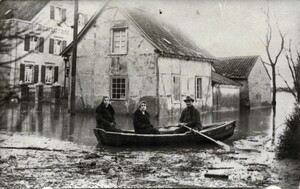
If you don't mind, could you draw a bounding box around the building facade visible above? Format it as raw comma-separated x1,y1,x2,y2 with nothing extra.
213,56,271,109
61,3,215,117
0,0,97,99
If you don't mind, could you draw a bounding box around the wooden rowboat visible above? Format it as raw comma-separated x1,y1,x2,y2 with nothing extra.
94,120,236,147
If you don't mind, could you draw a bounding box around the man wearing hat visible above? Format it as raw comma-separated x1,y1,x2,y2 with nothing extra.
175,96,202,133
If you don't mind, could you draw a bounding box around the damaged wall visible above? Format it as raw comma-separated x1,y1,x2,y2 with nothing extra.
74,6,158,115
158,57,212,118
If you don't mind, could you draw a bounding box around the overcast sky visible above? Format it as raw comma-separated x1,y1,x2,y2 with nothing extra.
121,0,300,87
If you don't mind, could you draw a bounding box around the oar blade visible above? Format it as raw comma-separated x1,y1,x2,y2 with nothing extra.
216,141,231,151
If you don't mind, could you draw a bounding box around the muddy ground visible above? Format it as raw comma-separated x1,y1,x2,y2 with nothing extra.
0,131,300,188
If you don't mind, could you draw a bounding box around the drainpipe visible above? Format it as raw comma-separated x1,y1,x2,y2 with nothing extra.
155,53,160,118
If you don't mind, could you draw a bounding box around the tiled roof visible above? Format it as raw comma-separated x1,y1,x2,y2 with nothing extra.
212,71,242,86
0,0,49,21
61,3,214,61
124,7,214,60
212,56,260,79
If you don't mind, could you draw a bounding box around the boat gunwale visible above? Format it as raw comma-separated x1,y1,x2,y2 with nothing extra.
94,120,236,137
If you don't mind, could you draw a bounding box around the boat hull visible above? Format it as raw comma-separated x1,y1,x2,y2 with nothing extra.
94,120,236,147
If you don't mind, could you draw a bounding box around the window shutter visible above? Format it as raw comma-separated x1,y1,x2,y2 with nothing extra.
24,35,30,51
34,65,39,83
49,38,54,54
41,65,45,83
54,66,59,82
19,64,25,81
39,37,44,53
62,8,66,22
62,40,67,52
50,6,54,19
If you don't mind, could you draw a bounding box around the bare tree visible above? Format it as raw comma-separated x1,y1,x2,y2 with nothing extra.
262,9,286,106
279,39,300,103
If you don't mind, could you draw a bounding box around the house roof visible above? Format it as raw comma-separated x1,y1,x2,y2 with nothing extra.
212,71,242,86
0,0,49,20
123,7,214,60
212,55,260,79
61,3,214,61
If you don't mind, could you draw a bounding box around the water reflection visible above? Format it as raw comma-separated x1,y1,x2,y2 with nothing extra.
0,92,295,147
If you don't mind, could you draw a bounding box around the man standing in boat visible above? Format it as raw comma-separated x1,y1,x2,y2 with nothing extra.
133,101,160,134
175,96,202,133
95,96,122,132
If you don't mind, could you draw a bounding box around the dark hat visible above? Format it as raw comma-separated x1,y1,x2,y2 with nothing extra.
183,96,194,102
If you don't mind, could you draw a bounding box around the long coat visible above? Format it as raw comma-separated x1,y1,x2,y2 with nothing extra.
95,102,116,129
133,109,159,134
179,105,202,128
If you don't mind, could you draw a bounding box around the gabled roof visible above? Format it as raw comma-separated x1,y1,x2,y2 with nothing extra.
212,71,242,86
61,3,214,61
123,7,214,60
212,55,260,79
0,0,49,21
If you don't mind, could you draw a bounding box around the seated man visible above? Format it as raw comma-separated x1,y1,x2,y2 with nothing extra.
133,101,160,134
175,96,202,133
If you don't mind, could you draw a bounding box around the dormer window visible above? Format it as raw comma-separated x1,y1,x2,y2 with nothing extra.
50,5,66,22
111,28,127,55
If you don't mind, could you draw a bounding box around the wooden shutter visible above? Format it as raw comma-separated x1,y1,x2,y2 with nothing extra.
39,37,44,53
34,65,39,83
62,40,67,52
19,64,25,81
50,6,54,19
62,8,66,22
41,65,46,83
24,35,30,51
49,38,54,54
54,66,59,82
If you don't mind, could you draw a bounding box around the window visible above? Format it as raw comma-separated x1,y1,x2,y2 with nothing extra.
24,35,44,52
195,77,202,99
49,38,66,55
78,13,88,26
19,63,39,84
111,77,127,100
41,64,58,84
172,75,180,102
50,6,66,22
45,66,54,84
24,65,33,83
111,29,127,54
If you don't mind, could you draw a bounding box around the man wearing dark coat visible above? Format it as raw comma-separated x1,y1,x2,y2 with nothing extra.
95,96,122,132
133,101,160,134
175,96,202,133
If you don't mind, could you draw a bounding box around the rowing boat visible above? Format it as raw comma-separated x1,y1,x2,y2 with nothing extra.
94,120,236,147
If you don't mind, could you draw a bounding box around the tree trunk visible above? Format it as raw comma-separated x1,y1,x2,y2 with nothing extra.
272,65,277,106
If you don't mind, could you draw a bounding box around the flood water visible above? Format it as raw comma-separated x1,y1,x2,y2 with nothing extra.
0,92,296,147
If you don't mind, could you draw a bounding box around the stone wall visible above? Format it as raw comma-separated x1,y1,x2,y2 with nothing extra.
248,58,271,107
74,7,158,116
158,57,212,117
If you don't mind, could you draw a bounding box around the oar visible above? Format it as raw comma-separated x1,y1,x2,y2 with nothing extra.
182,124,231,151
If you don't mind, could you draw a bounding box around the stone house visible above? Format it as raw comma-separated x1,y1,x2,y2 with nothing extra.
213,55,271,109
61,2,215,117
0,0,98,100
